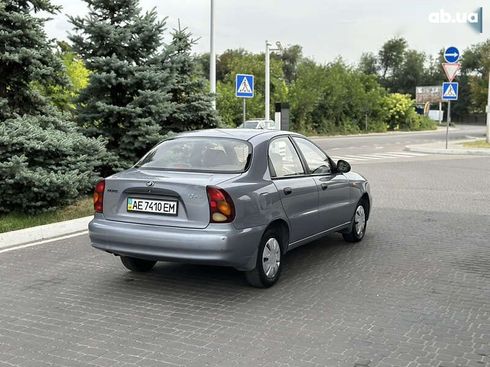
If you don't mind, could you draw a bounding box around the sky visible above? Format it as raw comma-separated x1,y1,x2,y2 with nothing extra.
45,0,488,64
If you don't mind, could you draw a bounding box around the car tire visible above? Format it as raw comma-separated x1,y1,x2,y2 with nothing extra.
120,256,157,272
245,228,283,288
342,200,368,243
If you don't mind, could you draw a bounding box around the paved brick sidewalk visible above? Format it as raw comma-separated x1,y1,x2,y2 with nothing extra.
0,157,489,367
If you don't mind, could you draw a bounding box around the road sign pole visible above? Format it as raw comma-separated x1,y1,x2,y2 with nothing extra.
446,101,451,149
439,102,442,125
441,47,460,149
487,72,490,144
243,99,246,123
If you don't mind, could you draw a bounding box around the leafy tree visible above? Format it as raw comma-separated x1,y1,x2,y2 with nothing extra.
393,50,427,95
69,0,174,168
378,37,407,81
163,26,219,132
462,40,490,113
378,38,407,89
358,52,379,75
423,50,446,86
288,59,329,132
313,60,388,133
290,59,387,134
216,49,249,82
0,0,107,214
277,44,303,84
358,73,390,132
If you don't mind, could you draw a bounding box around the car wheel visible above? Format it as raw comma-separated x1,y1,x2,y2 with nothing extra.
120,256,157,272
342,200,368,243
245,229,283,288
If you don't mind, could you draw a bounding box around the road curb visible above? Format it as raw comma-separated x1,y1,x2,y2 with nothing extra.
406,144,490,155
0,216,92,250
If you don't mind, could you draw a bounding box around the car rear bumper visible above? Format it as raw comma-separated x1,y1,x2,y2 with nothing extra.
88,215,265,271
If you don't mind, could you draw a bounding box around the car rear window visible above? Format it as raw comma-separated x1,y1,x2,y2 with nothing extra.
135,137,252,173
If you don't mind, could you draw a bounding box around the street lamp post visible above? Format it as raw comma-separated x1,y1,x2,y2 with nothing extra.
209,0,216,110
265,41,270,121
265,40,282,122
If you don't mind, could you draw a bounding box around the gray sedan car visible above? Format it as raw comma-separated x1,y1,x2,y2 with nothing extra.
89,129,371,287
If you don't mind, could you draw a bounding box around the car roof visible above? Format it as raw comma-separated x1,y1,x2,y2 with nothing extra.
176,128,301,141
244,119,275,123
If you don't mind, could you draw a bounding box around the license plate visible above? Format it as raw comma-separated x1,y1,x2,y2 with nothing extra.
127,198,178,216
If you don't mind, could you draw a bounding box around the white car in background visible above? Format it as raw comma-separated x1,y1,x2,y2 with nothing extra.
238,119,276,130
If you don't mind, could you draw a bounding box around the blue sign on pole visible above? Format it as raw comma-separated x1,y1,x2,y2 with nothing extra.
442,82,459,101
444,47,460,63
235,74,254,98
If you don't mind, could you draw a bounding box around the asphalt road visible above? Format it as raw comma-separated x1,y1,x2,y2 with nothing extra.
1,132,489,367
313,124,486,157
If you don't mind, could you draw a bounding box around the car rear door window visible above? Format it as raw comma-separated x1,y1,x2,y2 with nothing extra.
293,137,331,174
269,137,305,178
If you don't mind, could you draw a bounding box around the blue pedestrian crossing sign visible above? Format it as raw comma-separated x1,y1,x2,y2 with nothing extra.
235,74,254,98
442,82,458,101
444,47,460,63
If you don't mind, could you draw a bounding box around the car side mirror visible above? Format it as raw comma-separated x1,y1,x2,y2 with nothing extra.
336,160,351,173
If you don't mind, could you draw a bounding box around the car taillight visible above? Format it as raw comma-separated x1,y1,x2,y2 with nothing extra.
93,180,105,213
207,186,235,223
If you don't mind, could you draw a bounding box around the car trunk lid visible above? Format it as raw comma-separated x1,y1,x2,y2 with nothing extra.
102,168,239,229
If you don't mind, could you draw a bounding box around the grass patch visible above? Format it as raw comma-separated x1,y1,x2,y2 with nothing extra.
462,140,490,149
0,197,93,233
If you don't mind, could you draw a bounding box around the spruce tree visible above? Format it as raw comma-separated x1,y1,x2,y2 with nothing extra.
0,0,107,214
164,26,219,132
69,0,174,168
0,0,67,120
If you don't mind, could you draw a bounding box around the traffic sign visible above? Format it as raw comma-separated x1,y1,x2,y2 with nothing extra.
442,82,459,101
444,46,460,63
442,63,461,82
235,74,254,98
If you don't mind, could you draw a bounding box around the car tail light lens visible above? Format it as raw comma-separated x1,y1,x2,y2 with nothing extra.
207,186,235,223
93,180,105,213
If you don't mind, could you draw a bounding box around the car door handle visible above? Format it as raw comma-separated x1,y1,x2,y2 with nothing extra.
321,183,329,190
283,187,293,195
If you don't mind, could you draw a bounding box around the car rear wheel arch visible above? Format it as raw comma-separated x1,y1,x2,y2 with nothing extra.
265,219,289,254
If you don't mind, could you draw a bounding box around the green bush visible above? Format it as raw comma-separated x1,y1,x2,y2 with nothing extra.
417,115,437,130
0,115,108,214
367,120,388,132
382,93,414,130
290,60,387,134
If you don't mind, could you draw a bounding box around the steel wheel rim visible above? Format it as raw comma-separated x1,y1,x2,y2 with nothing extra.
354,205,366,237
262,237,281,279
